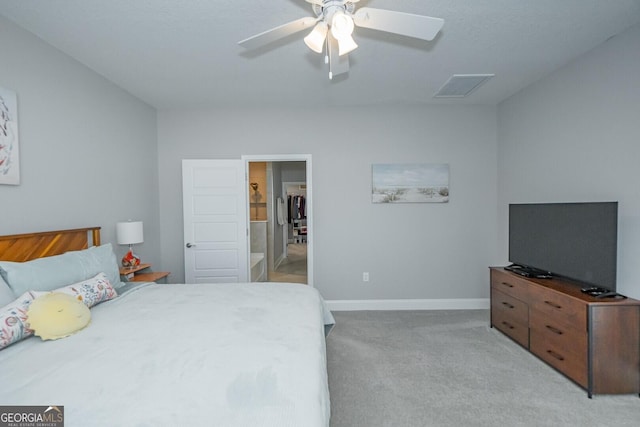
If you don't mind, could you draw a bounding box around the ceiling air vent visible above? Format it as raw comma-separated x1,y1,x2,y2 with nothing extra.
434,74,494,98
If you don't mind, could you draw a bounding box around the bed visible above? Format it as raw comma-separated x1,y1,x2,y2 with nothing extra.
0,227,333,426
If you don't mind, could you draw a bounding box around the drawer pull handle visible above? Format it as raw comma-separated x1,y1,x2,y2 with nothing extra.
501,282,514,288
547,350,565,361
544,300,562,309
501,321,515,330
502,302,515,309
545,325,563,335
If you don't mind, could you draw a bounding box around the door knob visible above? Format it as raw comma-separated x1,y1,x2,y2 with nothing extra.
186,243,196,248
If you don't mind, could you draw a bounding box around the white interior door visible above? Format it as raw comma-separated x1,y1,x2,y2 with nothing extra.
182,159,248,283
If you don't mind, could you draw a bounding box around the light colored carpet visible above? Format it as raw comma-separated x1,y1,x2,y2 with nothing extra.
326,310,640,427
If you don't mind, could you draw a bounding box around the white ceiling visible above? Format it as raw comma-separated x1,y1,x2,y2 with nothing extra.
1,0,639,109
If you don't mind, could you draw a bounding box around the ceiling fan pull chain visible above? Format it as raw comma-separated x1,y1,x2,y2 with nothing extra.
325,37,329,64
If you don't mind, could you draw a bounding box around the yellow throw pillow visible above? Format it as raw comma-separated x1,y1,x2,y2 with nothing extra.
27,293,91,340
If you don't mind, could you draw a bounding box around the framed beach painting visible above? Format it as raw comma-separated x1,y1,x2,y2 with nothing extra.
372,163,449,203
0,87,20,185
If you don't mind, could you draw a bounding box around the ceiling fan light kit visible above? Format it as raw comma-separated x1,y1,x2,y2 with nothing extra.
239,0,444,80
329,10,357,55
304,21,328,53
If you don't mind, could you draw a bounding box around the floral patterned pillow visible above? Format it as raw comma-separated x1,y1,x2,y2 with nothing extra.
0,291,40,350
0,273,117,350
54,272,118,308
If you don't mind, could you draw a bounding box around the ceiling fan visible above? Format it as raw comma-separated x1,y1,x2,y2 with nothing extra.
238,0,444,80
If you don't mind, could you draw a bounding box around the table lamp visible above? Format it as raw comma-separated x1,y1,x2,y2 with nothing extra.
116,221,143,268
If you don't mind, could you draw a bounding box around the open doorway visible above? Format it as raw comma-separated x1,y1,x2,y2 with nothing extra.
272,180,307,284
244,155,313,287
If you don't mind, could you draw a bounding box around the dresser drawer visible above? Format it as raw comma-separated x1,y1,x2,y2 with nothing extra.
530,308,586,348
491,289,529,347
491,269,530,302
530,319,588,387
492,289,528,321
529,285,586,331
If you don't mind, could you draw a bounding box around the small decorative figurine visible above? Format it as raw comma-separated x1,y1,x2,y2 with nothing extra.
122,248,141,268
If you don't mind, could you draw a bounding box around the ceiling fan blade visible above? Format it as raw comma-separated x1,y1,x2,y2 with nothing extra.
239,17,318,50
353,7,444,41
327,33,349,80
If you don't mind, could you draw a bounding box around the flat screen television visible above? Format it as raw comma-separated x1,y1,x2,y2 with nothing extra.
508,202,618,291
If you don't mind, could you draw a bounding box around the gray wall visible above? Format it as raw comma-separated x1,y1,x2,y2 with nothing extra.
0,16,161,266
157,105,498,300
9,12,634,302
497,24,640,299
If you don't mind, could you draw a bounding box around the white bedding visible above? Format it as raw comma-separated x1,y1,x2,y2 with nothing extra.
0,282,333,427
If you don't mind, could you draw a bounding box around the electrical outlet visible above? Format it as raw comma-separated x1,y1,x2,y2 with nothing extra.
362,272,370,282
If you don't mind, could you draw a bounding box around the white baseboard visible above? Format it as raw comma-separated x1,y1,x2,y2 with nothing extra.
325,298,490,311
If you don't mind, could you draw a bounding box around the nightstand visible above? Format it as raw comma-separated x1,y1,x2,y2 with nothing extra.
120,263,170,283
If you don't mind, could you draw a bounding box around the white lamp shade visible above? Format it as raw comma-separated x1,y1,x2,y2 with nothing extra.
330,12,357,56
116,221,144,245
331,11,354,39
337,35,358,56
304,22,328,53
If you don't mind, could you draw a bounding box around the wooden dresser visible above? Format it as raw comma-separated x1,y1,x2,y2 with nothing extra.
490,267,640,397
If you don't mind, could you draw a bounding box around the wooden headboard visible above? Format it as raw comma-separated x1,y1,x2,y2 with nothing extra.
0,227,101,262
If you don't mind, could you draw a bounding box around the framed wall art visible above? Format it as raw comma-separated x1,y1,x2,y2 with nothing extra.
372,163,449,203
0,87,20,185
